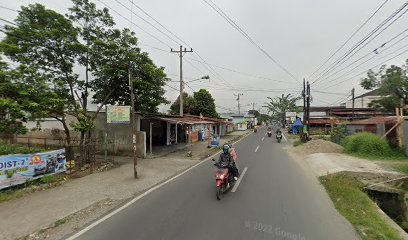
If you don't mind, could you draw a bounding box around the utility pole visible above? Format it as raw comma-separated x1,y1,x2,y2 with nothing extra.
234,93,243,114
351,88,355,121
171,45,193,116
129,62,137,179
301,79,306,142
306,81,311,140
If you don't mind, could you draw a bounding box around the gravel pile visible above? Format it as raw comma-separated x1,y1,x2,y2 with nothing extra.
295,139,345,155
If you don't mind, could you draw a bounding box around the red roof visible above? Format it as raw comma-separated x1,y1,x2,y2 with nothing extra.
184,114,231,124
310,119,340,124
348,116,397,125
331,111,385,115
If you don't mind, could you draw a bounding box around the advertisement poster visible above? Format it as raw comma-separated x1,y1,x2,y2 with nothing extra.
0,149,66,190
107,105,130,124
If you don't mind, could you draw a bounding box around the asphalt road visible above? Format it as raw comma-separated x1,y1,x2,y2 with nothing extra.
70,126,358,240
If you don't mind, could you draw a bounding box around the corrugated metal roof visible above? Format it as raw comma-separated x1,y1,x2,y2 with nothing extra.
157,117,214,125
348,116,397,125
310,119,340,124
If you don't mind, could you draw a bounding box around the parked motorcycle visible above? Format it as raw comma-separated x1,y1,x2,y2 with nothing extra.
276,133,283,143
212,159,234,200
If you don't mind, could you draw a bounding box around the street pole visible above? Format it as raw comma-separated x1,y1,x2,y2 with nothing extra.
306,81,311,141
351,88,355,121
149,122,153,155
171,45,193,117
234,93,243,114
301,79,306,142
104,106,108,162
129,62,138,179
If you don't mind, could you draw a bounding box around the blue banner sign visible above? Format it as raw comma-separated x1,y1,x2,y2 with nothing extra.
0,149,66,190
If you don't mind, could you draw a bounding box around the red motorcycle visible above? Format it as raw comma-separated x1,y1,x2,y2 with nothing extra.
212,159,234,200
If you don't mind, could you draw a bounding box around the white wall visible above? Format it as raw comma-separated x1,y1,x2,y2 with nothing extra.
345,96,384,108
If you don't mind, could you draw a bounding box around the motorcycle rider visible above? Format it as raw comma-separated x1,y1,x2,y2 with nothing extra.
228,143,237,162
275,128,282,136
218,144,238,182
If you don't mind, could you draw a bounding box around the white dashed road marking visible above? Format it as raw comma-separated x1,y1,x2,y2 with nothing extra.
231,167,248,193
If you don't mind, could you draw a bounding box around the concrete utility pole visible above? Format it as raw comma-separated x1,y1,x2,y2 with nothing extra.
235,93,243,114
351,88,355,121
306,81,311,140
171,45,193,116
129,62,138,179
301,79,306,142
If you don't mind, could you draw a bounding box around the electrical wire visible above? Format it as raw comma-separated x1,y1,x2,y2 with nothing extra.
312,1,408,84
308,0,389,79
0,6,18,12
323,46,408,89
315,27,408,87
202,0,299,83
95,0,172,48
122,0,234,88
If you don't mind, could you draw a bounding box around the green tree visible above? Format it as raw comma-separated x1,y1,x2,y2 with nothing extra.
259,114,270,123
360,62,408,112
90,28,169,112
67,0,115,143
248,110,260,118
0,3,81,144
1,3,169,148
264,94,300,125
169,92,196,114
192,89,218,118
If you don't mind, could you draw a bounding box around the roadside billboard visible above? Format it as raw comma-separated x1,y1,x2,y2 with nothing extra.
0,149,66,190
107,106,131,124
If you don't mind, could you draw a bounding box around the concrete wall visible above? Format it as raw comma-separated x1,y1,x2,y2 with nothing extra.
14,112,147,158
345,96,383,108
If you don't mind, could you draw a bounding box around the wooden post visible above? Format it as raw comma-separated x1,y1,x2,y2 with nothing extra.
175,123,178,144
150,122,153,155
207,124,211,148
396,108,403,148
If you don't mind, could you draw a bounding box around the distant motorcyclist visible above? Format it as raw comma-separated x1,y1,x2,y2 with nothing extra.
217,144,238,181
275,128,282,135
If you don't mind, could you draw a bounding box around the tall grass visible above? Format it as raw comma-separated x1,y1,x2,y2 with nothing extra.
343,132,405,159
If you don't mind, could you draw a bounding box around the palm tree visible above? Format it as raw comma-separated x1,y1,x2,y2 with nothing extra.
264,94,300,126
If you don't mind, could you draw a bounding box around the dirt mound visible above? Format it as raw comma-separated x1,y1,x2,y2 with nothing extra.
294,139,345,155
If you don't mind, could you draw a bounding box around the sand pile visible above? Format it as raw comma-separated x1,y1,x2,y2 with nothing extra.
294,139,345,155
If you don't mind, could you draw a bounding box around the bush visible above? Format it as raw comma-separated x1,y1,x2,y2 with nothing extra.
344,132,391,157
293,140,303,147
0,141,45,155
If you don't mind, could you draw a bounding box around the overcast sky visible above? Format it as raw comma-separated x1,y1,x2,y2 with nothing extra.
1,0,407,114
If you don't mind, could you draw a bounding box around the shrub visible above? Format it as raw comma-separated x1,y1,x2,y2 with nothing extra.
344,132,391,157
0,141,44,155
293,140,303,147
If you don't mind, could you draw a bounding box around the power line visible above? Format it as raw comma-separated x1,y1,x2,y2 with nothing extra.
0,6,18,12
187,57,294,85
0,18,17,26
202,0,299,82
315,7,408,83
115,0,233,88
312,1,408,84
139,43,292,85
308,0,389,79
94,0,172,48
315,27,408,87
323,45,408,89
322,41,408,88
114,0,180,46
